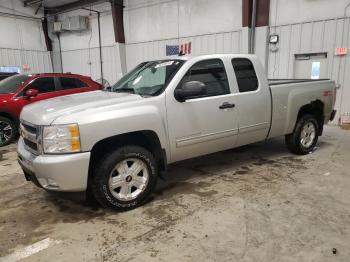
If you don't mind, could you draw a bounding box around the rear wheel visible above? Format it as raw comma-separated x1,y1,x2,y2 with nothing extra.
0,117,16,147
90,145,158,211
285,114,319,155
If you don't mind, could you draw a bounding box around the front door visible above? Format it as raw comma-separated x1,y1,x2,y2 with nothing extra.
166,58,238,162
16,77,58,109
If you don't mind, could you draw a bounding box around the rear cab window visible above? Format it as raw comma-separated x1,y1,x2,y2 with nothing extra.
231,58,259,93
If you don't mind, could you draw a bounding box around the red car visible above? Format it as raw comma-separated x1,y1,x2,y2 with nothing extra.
0,73,103,146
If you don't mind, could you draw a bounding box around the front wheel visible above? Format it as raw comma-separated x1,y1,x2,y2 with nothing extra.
285,114,319,155
90,145,158,211
0,117,16,147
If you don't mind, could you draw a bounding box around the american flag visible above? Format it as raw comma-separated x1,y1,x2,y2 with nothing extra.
166,42,192,56
166,45,179,56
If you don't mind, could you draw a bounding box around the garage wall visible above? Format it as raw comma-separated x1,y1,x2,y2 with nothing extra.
126,30,242,70
0,0,52,73
58,2,125,85
268,0,350,123
269,0,350,26
124,0,243,70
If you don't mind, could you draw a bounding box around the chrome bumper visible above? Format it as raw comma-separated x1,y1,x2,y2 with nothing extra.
17,137,91,192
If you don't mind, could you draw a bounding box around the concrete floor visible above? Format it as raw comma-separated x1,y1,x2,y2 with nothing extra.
0,125,349,262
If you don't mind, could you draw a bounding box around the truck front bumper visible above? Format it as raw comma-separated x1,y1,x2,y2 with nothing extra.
17,137,90,192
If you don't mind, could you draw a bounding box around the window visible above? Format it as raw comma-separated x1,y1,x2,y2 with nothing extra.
0,75,29,94
180,59,229,98
26,77,55,94
231,58,258,92
111,60,184,96
59,77,87,90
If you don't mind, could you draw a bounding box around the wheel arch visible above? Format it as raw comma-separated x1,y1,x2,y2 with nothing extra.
0,111,19,128
88,130,167,183
295,100,324,135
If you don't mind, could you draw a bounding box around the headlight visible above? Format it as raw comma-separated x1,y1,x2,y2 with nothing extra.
42,124,81,154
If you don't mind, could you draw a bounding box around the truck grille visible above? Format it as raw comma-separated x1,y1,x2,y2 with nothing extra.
20,122,40,155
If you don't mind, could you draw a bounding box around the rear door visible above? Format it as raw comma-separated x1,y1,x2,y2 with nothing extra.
56,77,94,96
230,58,271,146
166,58,239,162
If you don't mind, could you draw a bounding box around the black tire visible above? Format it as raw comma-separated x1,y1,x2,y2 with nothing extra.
90,145,158,211
0,116,16,147
285,114,319,155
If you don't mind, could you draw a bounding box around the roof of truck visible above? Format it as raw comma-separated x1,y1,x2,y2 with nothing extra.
157,53,258,61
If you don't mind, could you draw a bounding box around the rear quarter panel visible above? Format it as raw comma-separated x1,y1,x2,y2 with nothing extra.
268,80,335,138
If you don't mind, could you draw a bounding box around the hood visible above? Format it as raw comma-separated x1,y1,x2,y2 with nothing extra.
0,93,12,102
0,94,12,109
20,91,143,125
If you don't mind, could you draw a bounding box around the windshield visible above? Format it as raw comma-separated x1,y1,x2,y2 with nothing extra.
111,60,184,96
0,74,30,94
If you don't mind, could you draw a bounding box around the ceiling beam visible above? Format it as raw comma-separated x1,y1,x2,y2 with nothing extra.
256,0,270,27
242,0,270,27
111,0,125,43
24,0,42,7
242,0,252,27
47,0,109,14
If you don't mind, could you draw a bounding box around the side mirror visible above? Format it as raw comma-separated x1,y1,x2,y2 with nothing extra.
174,81,206,102
25,89,39,99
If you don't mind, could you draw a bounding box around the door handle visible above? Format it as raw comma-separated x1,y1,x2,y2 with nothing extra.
219,102,235,109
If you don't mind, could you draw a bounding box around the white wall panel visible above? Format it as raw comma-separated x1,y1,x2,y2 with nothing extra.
59,3,125,83
125,30,242,70
61,45,124,85
270,0,350,26
0,0,52,73
124,0,242,43
0,1,46,51
59,3,115,51
0,48,52,73
178,0,242,37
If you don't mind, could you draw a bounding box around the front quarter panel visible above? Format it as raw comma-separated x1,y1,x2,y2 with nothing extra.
52,96,169,158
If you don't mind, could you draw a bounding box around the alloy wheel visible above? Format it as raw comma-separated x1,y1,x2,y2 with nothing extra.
0,120,13,145
108,158,149,201
300,121,316,148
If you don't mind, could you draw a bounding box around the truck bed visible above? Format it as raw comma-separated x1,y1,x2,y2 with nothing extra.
268,79,330,86
267,78,335,139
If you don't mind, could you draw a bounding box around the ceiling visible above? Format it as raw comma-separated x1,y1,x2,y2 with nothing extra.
23,0,78,8
43,0,78,8
22,0,110,14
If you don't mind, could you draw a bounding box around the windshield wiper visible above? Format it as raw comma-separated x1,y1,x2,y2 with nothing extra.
113,88,135,94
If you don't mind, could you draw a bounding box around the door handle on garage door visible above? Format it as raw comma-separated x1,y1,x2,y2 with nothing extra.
219,102,235,109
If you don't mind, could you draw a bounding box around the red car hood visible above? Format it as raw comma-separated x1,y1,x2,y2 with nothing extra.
0,93,12,102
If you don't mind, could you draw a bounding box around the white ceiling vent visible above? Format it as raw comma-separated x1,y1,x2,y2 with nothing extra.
53,21,62,32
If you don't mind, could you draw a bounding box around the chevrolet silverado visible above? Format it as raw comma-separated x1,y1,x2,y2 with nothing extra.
17,54,336,211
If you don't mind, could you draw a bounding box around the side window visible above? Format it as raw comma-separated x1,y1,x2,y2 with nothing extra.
26,77,55,94
59,77,87,90
181,59,230,98
231,58,258,92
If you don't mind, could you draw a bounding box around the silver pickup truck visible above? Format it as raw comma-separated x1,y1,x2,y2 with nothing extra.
17,54,336,211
